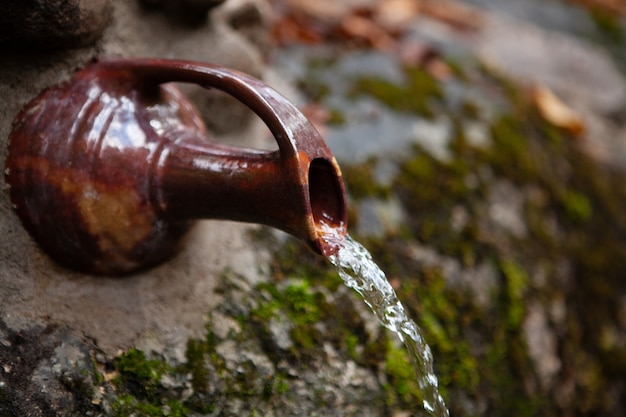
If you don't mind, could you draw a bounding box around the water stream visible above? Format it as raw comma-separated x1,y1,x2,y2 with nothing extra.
323,228,449,417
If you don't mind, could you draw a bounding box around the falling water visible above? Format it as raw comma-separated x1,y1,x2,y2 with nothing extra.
323,228,449,417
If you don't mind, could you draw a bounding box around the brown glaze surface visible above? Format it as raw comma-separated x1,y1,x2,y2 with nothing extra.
5,59,347,274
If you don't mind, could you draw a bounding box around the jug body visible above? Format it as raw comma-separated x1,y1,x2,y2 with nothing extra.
7,70,206,273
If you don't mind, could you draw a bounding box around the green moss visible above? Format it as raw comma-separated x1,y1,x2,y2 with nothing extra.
115,349,169,402
397,267,481,397
254,281,322,326
184,339,210,394
371,65,624,414
349,66,443,117
267,374,290,397
487,114,541,182
252,281,322,358
111,394,188,417
589,8,624,43
342,159,390,200
327,107,347,126
560,189,593,222
283,283,323,325
289,325,320,351
344,333,359,361
252,279,373,364
445,59,468,81
460,99,481,120
485,330,545,417
384,342,422,407
394,143,486,266
113,346,216,415
499,259,529,329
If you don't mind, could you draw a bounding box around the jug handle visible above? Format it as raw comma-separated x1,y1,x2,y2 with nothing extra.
94,58,331,168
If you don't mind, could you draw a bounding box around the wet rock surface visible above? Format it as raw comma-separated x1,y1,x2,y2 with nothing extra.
0,321,101,416
266,0,626,415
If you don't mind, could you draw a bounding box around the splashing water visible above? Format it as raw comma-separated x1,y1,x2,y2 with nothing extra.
323,228,449,417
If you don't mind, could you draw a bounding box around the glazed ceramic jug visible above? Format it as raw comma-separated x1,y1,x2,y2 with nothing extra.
5,58,347,274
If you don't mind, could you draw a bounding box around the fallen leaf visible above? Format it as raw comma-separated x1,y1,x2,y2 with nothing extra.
270,14,326,45
339,14,396,50
420,0,484,31
533,86,586,135
285,0,352,22
425,58,453,80
374,0,421,31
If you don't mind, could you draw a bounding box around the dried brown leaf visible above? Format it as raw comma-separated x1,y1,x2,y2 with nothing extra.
420,0,484,31
425,59,453,80
375,0,421,31
533,86,586,135
270,15,326,44
339,14,396,50
285,0,352,21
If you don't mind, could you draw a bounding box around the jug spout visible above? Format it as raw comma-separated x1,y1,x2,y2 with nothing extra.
155,128,347,257
5,58,347,274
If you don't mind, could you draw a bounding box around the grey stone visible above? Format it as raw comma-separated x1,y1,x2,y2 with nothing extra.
141,0,228,25
268,317,294,350
523,301,561,389
0,0,112,50
476,14,626,116
0,322,100,416
487,180,528,239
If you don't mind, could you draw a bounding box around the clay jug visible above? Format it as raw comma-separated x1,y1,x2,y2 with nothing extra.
5,58,347,274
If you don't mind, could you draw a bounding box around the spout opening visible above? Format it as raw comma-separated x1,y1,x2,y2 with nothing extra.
308,158,347,255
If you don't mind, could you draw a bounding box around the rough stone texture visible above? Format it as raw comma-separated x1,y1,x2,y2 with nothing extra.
523,301,561,389
195,269,387,416
0,0,112,49
474,12,626,117
0,322,101,416
140,0,228,24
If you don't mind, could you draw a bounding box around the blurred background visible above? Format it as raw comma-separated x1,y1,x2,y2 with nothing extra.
262,1,626,416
